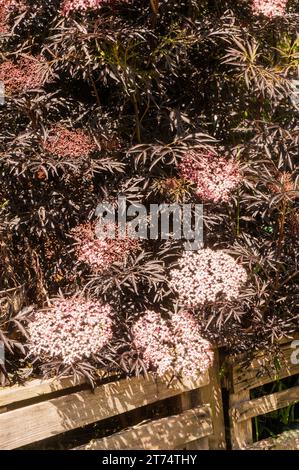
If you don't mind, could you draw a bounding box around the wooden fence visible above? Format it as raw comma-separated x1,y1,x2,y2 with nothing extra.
227,337,299,450
0,351,226,450
1,339,299,451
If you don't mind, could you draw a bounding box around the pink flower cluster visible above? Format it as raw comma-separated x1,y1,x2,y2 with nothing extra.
72,222,140,273
252,0,287,17
170,249,247,308
268,172,294,195
171,311,214,378
0,0,11,33
0,0,26,34
0,55,46,94
178,151,241,203
28,297,114,365
132,311,174,376
132,310,214,378
61,0,127,16
43,125,96,159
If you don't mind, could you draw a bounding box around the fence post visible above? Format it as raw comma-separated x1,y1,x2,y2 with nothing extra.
229,390,253,449
179,391,209,449
201,349,226,450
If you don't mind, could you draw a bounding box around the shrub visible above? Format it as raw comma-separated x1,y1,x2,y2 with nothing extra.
0,0,298,384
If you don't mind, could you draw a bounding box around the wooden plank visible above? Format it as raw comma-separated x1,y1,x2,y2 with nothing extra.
247,430,299,450
0,372,208,409
232,340,299,393
0,372,209,450
76,405,213,450
178,390,210,449
179,391,194,449
0,377,83,408
232,385,299,423
201,350,226,450
185,438,209,450
229,390,253,450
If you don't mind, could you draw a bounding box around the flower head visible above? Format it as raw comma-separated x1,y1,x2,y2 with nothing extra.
43,125,96,159
252,0,287,17
178,151,241,203
132,310,214,378
0,0,10,33
132,311,174,377
0,0,26,34
268,172,297,197
171,311,214,378
170,249,247,308
72,221,140,273
0,55,46,95
61,0,128,16
28,297,114,365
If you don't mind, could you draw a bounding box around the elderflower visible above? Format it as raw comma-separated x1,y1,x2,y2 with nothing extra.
178,151,241,203
170,249,247,308
28,297,114,365
132,310,214,378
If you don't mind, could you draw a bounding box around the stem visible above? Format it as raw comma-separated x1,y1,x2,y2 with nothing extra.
139,93,150,128
149,0,159,27
89,71,101,107
276,197,287,257
132,93,141,143
258,197,288,318
236,190,240,237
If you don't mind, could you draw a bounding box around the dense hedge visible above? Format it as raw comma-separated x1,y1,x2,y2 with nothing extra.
0,0,298,385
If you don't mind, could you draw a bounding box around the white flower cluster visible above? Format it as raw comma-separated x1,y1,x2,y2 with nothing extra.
132,310,214,378
28,297,114,365
170,249,247,308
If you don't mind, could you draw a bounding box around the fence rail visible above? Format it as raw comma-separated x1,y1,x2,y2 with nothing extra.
0,350,226,450
1,341,299,451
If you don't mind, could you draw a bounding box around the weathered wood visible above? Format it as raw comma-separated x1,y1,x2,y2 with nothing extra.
185,437,209,450
0,373,209,450
0,377,82,408
0,373,208,409
228,336,299,450
232,339,299,394
179,391,195,449
232,385,299,423
201,350,226,450
179,390,210,449
229,390,253,450
247,430,299,450
76,405,213,450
